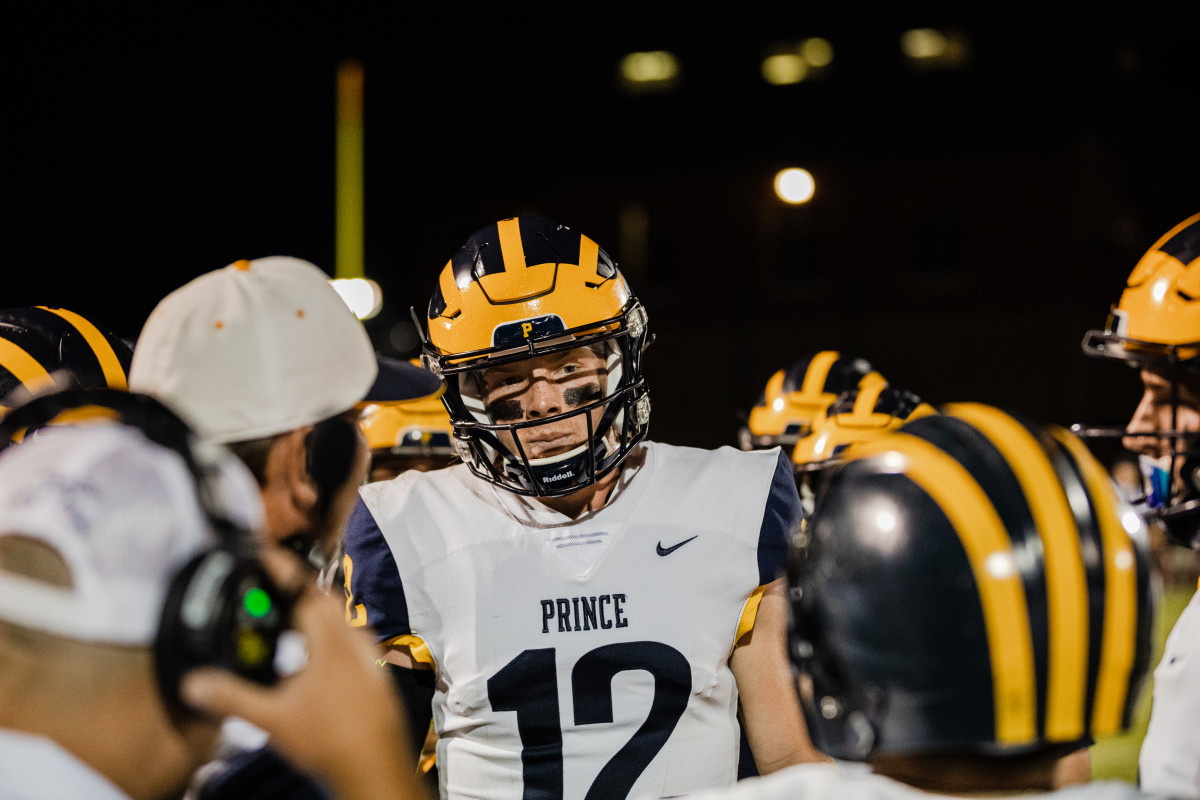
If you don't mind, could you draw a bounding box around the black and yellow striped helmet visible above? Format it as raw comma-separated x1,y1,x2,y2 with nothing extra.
0,307,132,416
423,217,650,496
788,403,1155,761
739,351,884,451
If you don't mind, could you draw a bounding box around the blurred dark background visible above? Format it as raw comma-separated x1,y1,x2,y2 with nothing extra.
8,3,1198,452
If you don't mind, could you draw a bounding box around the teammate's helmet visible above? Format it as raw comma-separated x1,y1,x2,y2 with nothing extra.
1,306,133,415
739,351,884,451
791,383,935,514
1081,212,1200,546
792,383,936,470
422,217,650,497
788,403,1155,761
360,376,455,481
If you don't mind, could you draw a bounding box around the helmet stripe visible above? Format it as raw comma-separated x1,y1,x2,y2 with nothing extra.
1050,429,1140,735
853,433,1037,745
497,217,527,273
945,403,1089,741
0,338,56,395
39,306,128,390
1154,211,1200,264
798,350,840,398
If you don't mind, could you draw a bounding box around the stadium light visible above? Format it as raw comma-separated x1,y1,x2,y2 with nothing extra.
330,277,383,320
774,168,816,204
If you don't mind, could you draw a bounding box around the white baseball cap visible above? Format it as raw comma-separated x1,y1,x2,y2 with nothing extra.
129,256,378,443
0,423,264,646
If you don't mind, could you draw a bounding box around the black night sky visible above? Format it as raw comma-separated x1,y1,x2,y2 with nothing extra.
8,4,1199,451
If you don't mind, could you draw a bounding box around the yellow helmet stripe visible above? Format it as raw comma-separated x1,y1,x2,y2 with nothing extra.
497,217,527,272
797,350,840,398
1050,429,1139,735
0,339,56,395
946,403,1089,740
853,433,1037,744
39,306,128,390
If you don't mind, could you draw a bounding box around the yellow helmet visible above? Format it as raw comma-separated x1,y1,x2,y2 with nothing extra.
359,371,454,481
422,217,650,497
739,351,884,450
1080,213,1200,546
1083,212,1200,367
792,382,936,470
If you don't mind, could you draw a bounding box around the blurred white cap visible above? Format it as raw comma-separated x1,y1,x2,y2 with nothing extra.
0,423,263,645
129,256,377,443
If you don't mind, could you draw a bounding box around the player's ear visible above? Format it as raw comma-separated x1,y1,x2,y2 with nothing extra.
259,428,320,529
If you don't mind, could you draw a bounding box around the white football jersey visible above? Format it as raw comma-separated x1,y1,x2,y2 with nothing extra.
1139,586,1200,799
684,762,1163,800
343,442,800,800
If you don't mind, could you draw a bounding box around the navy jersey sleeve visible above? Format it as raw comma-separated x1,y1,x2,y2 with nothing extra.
757,449,803,585
342,496,413,644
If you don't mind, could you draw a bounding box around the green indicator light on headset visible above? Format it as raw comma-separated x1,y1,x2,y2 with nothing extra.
243,587,272,618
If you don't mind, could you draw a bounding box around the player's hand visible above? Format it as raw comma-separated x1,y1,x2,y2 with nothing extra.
180,546,427,800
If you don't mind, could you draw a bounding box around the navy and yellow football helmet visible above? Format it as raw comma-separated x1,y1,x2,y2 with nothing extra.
421,217,650,497
360,368,455,482
788,403,1155,761
1081,212,1200,546
791,382,935,513
1,306,132,415
739,351,884,451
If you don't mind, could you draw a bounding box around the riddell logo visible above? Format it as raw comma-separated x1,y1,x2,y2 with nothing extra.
544,470,575,482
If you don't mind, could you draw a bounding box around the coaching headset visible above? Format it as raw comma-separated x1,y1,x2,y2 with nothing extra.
0,386,295,716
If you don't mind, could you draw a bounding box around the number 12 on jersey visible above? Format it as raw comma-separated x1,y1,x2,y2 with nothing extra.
487,641,691,800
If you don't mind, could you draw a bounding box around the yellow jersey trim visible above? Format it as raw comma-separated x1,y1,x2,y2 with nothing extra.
734,585,766,647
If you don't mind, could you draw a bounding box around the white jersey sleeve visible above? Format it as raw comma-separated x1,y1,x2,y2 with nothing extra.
341,442,801,800
1139,586,1200,799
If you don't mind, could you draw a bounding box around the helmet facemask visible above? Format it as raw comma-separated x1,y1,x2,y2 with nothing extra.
427,302,651,498
1079,321,1200,547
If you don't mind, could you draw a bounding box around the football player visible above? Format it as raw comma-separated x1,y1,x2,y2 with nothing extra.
790,382,935,514
737,351,884,452
689,404,1158,800
1081,211,1199,799
0,305,132,413
343,216,824,799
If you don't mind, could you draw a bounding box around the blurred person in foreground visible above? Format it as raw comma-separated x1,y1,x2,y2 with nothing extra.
0,390,421,800
1081,211,1200,799
127,256,439,797
686,403,1159,800
129,256,440,567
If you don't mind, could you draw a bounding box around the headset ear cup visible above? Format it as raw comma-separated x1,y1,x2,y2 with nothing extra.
155,549,292,716
305,416,359,507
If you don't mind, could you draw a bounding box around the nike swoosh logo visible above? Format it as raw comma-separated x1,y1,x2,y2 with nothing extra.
656,535,698,556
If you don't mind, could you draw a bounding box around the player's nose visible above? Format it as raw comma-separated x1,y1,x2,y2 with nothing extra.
525,379,562,419
1122,389,1165,457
